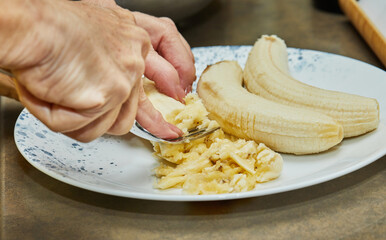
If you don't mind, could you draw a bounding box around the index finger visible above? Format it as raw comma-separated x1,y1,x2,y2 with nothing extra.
133,12,196,92
156,17,196,92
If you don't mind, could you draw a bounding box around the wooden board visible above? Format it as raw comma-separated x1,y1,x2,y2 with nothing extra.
339,0,386,67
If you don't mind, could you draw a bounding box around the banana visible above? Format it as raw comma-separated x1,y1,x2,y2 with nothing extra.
243,35,379,137
143,78,185,122
197,60,343,155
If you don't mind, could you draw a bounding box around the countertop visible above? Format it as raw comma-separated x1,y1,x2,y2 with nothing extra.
1,0,385,239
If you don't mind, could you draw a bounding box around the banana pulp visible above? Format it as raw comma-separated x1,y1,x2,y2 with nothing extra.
243,35,379,137
143,79,283,194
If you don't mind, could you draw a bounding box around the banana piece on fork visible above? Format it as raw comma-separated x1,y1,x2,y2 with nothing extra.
243,35,380,137
197,60,343,155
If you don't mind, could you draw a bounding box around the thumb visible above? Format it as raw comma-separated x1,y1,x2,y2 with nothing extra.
135,84,182,139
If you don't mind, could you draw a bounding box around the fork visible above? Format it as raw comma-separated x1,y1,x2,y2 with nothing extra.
0,68,12,77
130,121,220,144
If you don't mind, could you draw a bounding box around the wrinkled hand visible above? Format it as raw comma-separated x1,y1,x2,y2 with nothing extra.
133,12,196,101
0,0,182,142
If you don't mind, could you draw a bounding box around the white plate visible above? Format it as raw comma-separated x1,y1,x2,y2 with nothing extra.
14,46,386,201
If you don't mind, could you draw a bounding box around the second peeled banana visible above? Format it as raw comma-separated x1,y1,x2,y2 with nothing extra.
244,35,379,138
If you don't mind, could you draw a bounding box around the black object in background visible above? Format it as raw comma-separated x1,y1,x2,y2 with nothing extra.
313,0,343,13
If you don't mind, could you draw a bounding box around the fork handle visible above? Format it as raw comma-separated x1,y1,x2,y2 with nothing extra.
0,68,19,100
0,68,13,77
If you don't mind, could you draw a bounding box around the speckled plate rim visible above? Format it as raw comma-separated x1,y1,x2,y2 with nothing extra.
14,46,386,201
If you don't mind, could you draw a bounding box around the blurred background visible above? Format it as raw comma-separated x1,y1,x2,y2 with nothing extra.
117,0,384,69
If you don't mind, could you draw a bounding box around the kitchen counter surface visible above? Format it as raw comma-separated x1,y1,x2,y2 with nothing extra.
1,0,385,239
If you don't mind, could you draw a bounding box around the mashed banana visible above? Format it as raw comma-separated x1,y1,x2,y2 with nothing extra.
148,86,283,195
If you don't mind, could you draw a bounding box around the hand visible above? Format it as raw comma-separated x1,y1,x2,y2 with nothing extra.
0,0,182,142
133,12,196,101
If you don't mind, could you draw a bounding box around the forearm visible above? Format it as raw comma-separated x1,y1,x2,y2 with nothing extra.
0,0,73,99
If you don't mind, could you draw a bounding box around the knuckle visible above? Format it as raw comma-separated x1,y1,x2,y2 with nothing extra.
181,62,196,76
142,39,151,57
160,17,176,28
159,17,178,33
135,58,146,74
123,26,150,58
108,115,135,135
113,79,138,104
137,28,151,55
113,83,131,103
133,25,150,42
124,11,135,22
93,95,108,110
121,57,145,74
79,91,108,114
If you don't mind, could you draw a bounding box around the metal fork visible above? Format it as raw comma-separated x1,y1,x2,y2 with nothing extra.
0,68,13,77
130,121,220,144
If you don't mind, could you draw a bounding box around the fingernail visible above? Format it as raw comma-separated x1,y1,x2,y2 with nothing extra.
157,123,182,139
176,86,186,103
162,130,179,140
168,122,183,136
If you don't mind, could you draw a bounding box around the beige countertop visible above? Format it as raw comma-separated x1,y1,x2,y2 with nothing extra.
1,0,385,239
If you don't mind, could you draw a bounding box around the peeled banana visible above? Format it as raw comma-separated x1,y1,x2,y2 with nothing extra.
243,35,379,137
197,60,343,155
